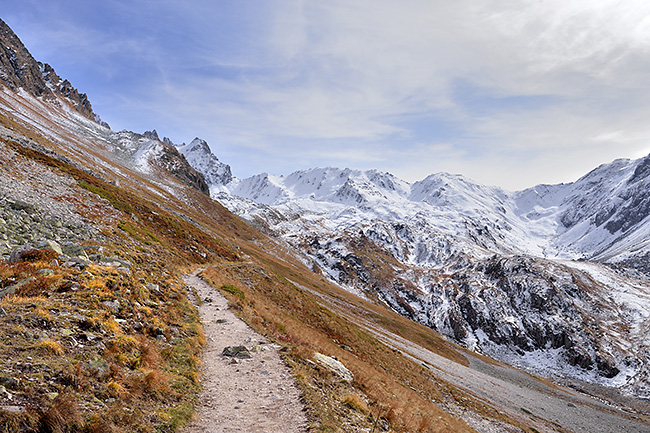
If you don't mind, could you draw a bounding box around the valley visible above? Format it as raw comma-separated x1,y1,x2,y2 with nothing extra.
0,16,648,433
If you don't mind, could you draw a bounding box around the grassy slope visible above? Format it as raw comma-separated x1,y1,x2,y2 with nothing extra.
0,105,533,432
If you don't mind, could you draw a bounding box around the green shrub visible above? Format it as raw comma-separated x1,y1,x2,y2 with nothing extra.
219,284,244,298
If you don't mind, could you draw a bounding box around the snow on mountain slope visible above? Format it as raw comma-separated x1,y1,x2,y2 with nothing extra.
0,83,209,201
176,140,650,398
179,136,650,276
176,132,650,272
176,137,232,189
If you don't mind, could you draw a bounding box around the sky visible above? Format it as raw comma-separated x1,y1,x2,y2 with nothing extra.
4,0,650,190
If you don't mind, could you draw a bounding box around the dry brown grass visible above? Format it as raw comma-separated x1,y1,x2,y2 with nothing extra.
0,241,206,432
201,262,484,433
341,392,369,414
37,340,64,356
39,392,82,433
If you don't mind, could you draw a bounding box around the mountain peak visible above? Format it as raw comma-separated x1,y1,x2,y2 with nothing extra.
187,137,211,153
0,19,96,120
143,129,160,141
175,137,233,190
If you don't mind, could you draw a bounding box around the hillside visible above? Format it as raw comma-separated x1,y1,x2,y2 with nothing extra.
0,17,648,433
171,139,650,400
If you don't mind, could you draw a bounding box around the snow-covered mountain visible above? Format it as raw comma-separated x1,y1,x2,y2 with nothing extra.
175,137,232,189
215,156,650,270
4,15,647,430
177,139,650,398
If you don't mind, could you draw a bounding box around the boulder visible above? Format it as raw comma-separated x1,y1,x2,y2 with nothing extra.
314,353,353,382
0,276,36,298
222,346,252,359
61,242,89,260
36,240,63,256
8,245,32,263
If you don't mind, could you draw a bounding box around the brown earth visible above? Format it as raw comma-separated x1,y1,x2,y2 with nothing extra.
181,271,308,433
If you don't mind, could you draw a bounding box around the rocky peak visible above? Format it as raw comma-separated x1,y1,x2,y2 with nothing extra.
153,142,210,196
143,129,161,141
176,137,233,190
187,137,211,153
0,19,95,120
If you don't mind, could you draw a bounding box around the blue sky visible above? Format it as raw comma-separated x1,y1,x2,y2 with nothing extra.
4,0,650,189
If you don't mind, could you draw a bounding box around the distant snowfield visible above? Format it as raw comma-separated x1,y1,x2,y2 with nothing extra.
197,150,650,398
212,157,650,268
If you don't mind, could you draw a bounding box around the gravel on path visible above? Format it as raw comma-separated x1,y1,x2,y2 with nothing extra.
181,272,308,433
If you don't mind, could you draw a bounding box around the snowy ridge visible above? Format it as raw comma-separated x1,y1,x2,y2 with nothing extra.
173,140,650,398
176,138,232,189
212,155,650,266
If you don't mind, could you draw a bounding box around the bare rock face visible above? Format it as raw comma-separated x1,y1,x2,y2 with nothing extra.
140,131,210,196
0,19,95,120
155,142,210,196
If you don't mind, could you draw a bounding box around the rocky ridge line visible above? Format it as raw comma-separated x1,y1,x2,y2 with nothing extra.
0,19,96,121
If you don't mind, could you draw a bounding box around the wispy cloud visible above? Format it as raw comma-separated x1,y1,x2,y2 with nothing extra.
4,0,650,188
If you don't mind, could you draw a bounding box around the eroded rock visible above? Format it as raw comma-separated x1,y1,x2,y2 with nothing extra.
313,352,353,382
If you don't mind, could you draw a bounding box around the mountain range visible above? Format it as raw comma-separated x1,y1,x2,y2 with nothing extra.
1,16,649,432
160,128,650,398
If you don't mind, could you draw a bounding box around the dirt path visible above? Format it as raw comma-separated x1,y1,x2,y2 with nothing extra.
181,272,308,433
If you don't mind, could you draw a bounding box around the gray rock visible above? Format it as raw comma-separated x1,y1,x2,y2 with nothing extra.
86,358,109,379
0,385,12,401
102,300,120,312
99,257,131,268
222,346,252,359
0,277,36,298
36,240,63,256
36,269,54,276
0,376,19,390
61,242,88,260
313,353,354,382
8,245,33,263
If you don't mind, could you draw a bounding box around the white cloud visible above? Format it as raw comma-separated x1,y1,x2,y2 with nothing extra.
7,0,650,188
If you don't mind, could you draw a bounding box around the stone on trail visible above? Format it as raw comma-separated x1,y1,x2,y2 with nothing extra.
222,346,252,359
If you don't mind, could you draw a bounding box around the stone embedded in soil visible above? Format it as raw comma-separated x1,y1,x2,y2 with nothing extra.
222,346,252,359
0,276,36,299
313,352,354,382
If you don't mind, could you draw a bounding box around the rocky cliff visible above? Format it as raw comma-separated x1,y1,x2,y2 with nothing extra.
0,19,95,120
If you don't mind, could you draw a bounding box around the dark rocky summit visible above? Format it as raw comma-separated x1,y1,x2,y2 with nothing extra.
0,19,95,120
142,130,211,196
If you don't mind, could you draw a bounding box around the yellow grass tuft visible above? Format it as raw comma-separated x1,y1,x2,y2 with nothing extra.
37,339,64,356
341,393,369,414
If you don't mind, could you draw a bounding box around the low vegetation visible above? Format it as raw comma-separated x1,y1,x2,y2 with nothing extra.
0,240,207,432
201,259,513,432
0,125,528,433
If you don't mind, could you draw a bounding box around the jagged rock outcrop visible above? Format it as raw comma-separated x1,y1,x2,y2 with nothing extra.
0,19,95,120
176,138,233,190
141,131,210,196
155,143,210,196
142,129,161,141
